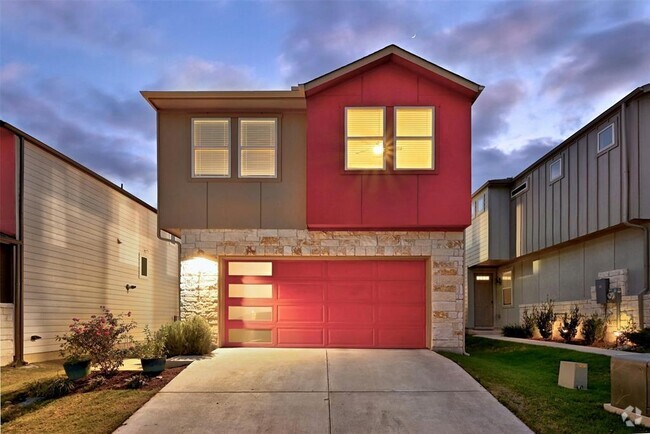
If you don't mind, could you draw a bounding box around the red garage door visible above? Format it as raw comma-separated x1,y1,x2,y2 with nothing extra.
224,259,426,348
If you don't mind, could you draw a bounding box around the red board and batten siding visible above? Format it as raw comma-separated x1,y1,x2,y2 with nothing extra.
306,58,473,230
0,127,17,237
224,259,427,348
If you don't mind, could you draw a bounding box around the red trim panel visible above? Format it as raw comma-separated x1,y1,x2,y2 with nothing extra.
224,259,426,349
0,127,16,237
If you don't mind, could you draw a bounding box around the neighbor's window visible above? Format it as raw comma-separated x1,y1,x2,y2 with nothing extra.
597,123,615,152
0,244,14,303
139,253,148,278
476,194,485,215
395,107,435,170
345,107,385,170
502,271,512,307
192,118,231,177
239,118,278,178
549,158,563,183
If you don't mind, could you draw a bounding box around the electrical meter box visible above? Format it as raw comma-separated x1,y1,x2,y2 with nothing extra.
596,279,609,304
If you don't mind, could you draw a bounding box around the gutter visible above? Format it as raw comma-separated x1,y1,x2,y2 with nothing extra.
157,230,182,321
13,135,26,366
620,100,650,329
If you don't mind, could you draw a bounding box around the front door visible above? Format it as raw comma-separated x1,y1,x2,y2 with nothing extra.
474,274,493,328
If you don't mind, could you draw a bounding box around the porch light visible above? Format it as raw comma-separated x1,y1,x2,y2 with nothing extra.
182,256,217,276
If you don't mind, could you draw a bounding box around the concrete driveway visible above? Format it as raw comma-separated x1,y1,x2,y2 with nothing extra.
115,349,531,434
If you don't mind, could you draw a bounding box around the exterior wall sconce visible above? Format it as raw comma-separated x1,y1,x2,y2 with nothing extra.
125,283,137,292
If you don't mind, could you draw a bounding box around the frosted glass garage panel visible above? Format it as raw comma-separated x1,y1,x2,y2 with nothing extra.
229,329,272,343
228,306,273,321
228,284,273,298
228,262,273,276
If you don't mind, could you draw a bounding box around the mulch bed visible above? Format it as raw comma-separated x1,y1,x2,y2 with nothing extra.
75,366,186,392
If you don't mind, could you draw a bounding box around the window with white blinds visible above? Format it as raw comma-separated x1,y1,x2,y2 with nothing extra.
395,107,435,170
192,118,230,177
239,118,278,178
345,107,385,170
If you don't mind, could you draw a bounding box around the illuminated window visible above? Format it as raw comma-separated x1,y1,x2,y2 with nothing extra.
475,275,490,281
192,118,230,177
239,118,278,178
502,271,512,307
395,107,434,170
345,107,385,170
597,123,615,152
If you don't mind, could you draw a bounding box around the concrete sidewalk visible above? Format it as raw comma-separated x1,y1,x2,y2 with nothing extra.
115,348,531,434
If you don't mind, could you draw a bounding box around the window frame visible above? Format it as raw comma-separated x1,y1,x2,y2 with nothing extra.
191,117,231,179
549,157,563,184
138,252,149,279
393,106,436,171
501,270,513,307
597,123,616,153
238,117,279,179
344,107,386,171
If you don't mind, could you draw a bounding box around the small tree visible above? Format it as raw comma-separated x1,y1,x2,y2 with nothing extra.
533,300,555,340
559,305,581,343
521,308,535,338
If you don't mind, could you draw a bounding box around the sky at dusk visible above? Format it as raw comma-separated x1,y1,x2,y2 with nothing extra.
1,0,649,207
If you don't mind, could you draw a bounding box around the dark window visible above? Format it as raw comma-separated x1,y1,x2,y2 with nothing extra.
140,255,148,278
511,181,528,198
0,244,15,303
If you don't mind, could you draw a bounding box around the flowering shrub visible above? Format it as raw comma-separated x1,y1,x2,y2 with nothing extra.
57,306,137,375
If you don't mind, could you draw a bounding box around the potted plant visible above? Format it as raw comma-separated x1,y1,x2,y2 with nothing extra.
135,325,167,375
57,318,92,380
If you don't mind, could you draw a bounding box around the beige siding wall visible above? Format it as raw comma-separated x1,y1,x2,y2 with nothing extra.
22,142,179,361
465,211,488,267
1,303,13,365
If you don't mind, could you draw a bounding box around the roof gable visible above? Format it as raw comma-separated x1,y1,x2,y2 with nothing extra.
302,45,483,101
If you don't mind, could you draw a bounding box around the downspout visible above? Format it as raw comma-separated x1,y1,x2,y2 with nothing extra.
157,230,182,321
620,101,650,329
13,135,25,366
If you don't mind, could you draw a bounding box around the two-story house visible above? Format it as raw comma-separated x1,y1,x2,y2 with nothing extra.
143,46,483,352
466,85,650,338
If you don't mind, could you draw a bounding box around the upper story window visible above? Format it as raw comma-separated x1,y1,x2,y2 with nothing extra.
345,107,385,170
239,118,278,178
472,193,485,219
549,157,563,183
192,118,230,178
597,123,615,153
395,107,435,170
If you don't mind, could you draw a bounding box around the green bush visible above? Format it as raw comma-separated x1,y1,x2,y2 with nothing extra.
582,313,607,345
502,324,533,338
162,316,213,356
533,300,555,340
559,305,581,343
27,377,76,400
522,308,535,336
624,328,650,350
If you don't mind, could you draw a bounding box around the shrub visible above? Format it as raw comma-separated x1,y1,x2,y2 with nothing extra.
522,308,535,337
502,324,533,338
559,305,581,343
162,316,214,356
125,374,148,389
582,313,607,345
624,328,650,350
533,300,555,340
27,377,76,400
57,306,137,376
134,325,167,359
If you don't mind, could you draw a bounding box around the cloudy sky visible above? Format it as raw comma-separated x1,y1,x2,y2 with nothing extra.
1,0,649,206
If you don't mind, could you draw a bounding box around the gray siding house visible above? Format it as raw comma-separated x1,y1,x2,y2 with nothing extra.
466,85,650,339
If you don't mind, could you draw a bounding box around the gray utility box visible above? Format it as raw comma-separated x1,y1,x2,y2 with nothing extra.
558,361,588,389
595,278,609,304
611,356,650,415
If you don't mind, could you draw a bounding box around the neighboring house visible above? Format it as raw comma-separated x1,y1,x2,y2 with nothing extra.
466,85,650,338
142,45,483,352
0,122,180,365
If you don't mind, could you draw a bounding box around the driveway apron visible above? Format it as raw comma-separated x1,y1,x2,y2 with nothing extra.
115,348,531,434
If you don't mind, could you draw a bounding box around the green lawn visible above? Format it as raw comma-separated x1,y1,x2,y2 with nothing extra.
1,361,165,433
442,336,641,434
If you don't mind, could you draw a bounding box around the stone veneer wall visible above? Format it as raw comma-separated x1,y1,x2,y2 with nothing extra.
519,269,643,341
1,303,14,366
180,229,466,352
